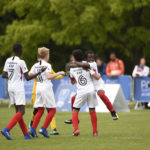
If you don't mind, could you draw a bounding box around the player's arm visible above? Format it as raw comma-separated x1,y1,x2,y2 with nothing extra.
46,71,65,80
70,61,90,69
52,68,64,80
90,70,100,80
2,71,8,79
25,66,47,81
2,59,8,79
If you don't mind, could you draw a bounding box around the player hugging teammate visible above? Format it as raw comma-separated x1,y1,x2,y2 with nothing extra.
70,49,100,136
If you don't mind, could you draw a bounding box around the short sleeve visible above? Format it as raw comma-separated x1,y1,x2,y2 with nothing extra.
21,60,28,73
3,59,8,72
46,64,52,73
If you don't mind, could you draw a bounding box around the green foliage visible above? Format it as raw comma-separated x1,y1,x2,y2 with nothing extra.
0,0,150,73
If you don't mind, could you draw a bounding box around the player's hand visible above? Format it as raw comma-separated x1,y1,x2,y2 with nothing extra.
40,66,47,73
148,83,150,87
58,71,65,76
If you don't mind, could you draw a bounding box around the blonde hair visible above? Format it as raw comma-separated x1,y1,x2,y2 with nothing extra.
38,47,50,59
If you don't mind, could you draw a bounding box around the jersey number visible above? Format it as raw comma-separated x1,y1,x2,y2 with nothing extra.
8,69,14,80
37,75,43,83
78,75,87,86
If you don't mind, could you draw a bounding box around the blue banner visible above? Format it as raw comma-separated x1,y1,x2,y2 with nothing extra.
0,75,6,99
102,75,132,100
52,77,87,111
24,78,34,100
134,77,150,101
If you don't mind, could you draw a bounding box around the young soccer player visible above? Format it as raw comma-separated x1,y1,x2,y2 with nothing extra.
72,50,119,120
29,65,64,135
1,43,46,140
70,49,99,136
29,47,65,138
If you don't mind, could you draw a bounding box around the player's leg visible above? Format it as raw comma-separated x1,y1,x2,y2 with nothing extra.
16,105,32,139
88,92,98,136
64,95,76,124
72,108,80,136
39,108,56,138
46,108,59,135
29,108,38,129
98,90,119,120
89,108,98,136
30,107,44,138
72,94,86,136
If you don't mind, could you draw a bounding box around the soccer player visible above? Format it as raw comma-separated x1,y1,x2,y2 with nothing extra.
70,49,99,136
29,66,64,135
71,50,119,120
1,43,46,140
29,47,65,138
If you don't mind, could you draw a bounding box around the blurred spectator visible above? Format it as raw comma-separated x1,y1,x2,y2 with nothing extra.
65,54,75,73
106,52,125,77
133,58,150,109
96,57,107,76
132,58,149,77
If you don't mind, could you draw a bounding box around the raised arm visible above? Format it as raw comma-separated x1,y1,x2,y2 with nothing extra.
70,61,90,69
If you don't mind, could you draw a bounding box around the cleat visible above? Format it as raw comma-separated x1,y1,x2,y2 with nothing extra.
1,128,12,140
73,129,80,136
39,127,50,138
64,119,80,124
93,132,98,136
50,129,59,135
29,127,38,138
111,111,119,120
64,119,72,124
24,134,33,139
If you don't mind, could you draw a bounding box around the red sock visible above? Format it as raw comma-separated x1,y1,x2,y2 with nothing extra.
7,112,22,130
32,107,44,129
18,116,28,134
72,112,79,130
71,96,76,111
90,112,97,133
99,92,115,112
43,108,56,129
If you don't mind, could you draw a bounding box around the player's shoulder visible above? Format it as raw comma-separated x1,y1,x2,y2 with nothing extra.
6,57,13,62
89,61,97,67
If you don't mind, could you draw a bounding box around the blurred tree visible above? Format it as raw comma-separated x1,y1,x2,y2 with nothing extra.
0,0,150,74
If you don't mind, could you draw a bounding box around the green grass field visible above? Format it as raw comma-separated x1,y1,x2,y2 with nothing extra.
0,104,150,150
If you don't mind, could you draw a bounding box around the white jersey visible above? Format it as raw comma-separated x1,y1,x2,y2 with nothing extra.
70,67,95,95
30,60,56,108
3,56,28,92
30,60,52,86
89,61,105,91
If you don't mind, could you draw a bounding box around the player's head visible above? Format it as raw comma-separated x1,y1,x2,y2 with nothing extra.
140,57,146,66
96,57,103,66
110,52,116,61
38,47,50,62
13,43,23,57
85,50,95,62
72,49,84,62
